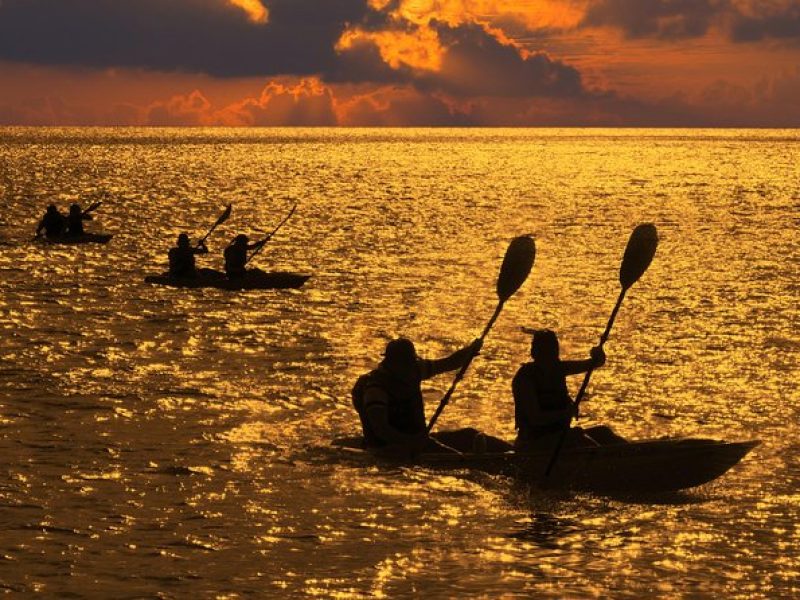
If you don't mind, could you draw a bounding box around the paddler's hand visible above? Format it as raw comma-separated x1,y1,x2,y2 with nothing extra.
466,338,483,357
590,345,606,368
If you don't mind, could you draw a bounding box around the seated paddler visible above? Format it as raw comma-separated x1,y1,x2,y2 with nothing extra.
36,204,66,238
168,233,208,278
65,203,92,236
224,234,267,279
352,337,512,456
513,329,626,451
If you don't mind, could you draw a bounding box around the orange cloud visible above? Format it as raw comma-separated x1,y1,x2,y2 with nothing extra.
370,0,587,30
220,79,337,125
337,85,471,125
337,27,445,72
146,90,214,126
227,0,269,24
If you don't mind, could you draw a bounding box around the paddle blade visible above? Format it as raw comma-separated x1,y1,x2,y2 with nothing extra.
215,204,233,227
619,223,658,289
497,235,536,301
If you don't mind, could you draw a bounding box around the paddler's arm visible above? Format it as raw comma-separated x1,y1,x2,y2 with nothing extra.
247,239,267,251
425,339,483,378
563,346,606,375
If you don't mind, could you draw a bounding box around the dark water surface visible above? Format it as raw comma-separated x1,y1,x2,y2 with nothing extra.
0,128,798,597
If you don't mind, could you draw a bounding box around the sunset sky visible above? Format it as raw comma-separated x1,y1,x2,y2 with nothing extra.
1,0,798,126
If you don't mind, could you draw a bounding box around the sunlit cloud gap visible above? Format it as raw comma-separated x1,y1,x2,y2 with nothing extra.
337,27,445,72
370,0,587,29
227,0,269,24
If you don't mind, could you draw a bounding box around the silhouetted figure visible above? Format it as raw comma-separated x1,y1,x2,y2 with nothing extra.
36,204,66,237
65,203,92,236
513,329,626,451
352,337,512,456
224,234,266,279
168,233,208,278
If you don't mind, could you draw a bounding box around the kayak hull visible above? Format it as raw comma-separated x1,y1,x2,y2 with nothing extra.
331,437,758,493
144,269,310,290
38,233,113,245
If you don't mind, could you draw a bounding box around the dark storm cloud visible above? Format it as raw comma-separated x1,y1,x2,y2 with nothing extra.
0,0,369,77
0,0,587,98
730,9,800,42
331,21,586,98
430,22,584,97
582,0,800,42
581,0,721,39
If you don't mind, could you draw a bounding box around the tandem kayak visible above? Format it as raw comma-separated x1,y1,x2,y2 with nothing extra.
330,437,759,493
144,269,311,290
36,233,113,245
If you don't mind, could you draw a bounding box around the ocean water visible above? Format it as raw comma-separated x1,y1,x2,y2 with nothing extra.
0,127,797,598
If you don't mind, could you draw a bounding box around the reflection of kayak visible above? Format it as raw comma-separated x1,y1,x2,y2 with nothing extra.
144,269,311,290
330,437,758,493
37,233,113,245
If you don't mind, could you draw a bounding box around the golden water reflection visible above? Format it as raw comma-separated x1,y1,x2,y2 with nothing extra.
0,127,797,597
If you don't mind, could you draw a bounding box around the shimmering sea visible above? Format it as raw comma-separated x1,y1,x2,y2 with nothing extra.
0,128,798,597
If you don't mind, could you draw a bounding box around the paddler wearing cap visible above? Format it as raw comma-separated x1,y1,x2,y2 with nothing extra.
351,337,513,455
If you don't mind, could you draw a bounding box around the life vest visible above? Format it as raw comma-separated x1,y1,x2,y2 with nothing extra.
41,212,65,237
513,361,571,435
66,213,86,236
351,365,425,448
168,247,197,277
224,244,247,277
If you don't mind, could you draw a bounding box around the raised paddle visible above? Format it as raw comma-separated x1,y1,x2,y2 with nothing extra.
82,201,103,215
197,203,232,248
244,203,297,266
426,235,536,434
544,223,659,477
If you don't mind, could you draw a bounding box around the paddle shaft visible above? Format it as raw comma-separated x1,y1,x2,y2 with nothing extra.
82,201,102,216
426,300,504,434
197,205,232,248
574,287,626,411
544,286,628,477
245,204,296,266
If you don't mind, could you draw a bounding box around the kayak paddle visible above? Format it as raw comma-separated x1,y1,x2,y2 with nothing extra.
197,203,232,248
426,235,536,434
245,203,297,266
544,223,659,476
82,201,103,215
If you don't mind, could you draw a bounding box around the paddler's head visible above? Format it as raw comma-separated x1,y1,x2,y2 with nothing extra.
234,234,249,246
530,329,559,362
177,233,190,248
47,204,58,214
382,338,418,378
69,203,81,216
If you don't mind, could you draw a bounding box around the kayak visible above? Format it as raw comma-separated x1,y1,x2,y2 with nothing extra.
144,269,310,290
36,233,113,245
330,437,759,493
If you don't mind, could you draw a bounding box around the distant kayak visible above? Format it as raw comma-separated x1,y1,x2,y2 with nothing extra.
330,437,758,493
36,233,113,245
144,269,310,290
